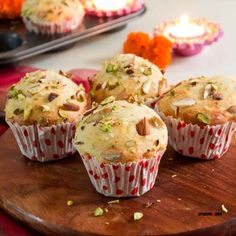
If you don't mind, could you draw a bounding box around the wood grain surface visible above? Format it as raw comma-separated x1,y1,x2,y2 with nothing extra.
0,130,235,236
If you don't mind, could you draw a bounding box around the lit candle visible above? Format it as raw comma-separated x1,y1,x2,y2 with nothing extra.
170,15,205,38
93,0,127,11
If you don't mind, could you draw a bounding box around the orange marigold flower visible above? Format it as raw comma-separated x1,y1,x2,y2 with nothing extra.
0,0,23,19
143,35,172,70
123,32,150,57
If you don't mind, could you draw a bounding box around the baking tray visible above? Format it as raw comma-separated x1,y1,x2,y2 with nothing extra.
0,5,146,66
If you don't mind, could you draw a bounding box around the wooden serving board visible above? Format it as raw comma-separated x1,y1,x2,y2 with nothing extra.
0,130,236,236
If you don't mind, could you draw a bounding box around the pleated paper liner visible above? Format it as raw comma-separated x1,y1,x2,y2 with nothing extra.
7,121,77,162
80,150,165,197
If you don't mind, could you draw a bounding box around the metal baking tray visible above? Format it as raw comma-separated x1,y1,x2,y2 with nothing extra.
0,5,146,65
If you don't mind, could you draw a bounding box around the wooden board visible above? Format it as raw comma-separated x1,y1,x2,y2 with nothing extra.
0,130,236,236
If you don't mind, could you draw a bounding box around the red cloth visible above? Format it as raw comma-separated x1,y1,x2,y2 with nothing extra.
0,66,97,236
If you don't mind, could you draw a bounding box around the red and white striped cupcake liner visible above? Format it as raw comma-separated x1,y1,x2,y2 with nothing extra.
159,114,236,160
80,150,165,197
83,0,144,17
7,121,76,162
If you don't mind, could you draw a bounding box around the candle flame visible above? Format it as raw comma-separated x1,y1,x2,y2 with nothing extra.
94,0,127,11
180,14,189,26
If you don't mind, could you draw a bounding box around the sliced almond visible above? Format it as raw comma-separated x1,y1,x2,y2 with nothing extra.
59,70,70,78
203,84,212,99
41,105,50,112
58,109,68,118
101,82,107,90
172,98,197,107
142,79,152,94
61,103,80,111
149,116,164,128
136,117,151,136
101,149,123,162
227,106,236,114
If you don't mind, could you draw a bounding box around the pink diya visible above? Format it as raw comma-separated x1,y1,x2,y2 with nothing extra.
154,15,223,56
83,0,144,17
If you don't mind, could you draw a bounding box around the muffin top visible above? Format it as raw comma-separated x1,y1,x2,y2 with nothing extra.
157,76,236,125
21,0,84,23
91,54,168,104
5,70,88,126
74,98,168,164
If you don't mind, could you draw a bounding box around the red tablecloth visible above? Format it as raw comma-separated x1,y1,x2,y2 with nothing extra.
0,66,97,236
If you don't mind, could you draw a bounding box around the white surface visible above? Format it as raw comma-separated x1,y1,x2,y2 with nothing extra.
21,0,236,84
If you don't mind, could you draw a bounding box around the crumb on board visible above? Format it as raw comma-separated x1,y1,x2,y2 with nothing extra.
221,204,228,213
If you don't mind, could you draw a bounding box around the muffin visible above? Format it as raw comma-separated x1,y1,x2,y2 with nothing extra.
73,98,168,197
5,70,89,162
21,0,85,34
156,76,236,159
90,54,168,106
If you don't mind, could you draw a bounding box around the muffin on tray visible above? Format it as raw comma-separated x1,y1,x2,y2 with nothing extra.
156,75,236,160
5,70,89,162
90,54,169,106
73,98,168,197
21,0,85,34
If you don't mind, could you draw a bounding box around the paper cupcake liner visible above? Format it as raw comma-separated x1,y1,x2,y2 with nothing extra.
23,13,84,34
80,151,165,197
84,0,144,17
7,121,76,162
159,113,236,160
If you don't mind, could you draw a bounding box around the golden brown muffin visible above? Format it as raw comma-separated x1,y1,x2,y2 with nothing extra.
5,70,89,126
157,76,236,125
73,98,168,163
91,54,168,104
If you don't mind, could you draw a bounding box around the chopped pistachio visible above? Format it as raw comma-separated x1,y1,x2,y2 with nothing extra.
134,212,143,221
111,105,117,111
221,204,228,213
94,207,104,217
100,123,112,132
143,67,152,76
107,199,119,204
17,94,25,100
101,96,115,106
90,90,95,97
196,113,209,125
67,200,74,206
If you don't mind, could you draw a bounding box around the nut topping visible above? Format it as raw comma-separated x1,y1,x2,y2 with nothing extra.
48,92,59,102
61,103,80,111
196,113,209,125
227,106,236,114
172,98,197,107
203,84,212,99
59,70,70,78
101,149,123,162
212,92,223,100
95,83,102,90
142,79,152,94
136,117,151,136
